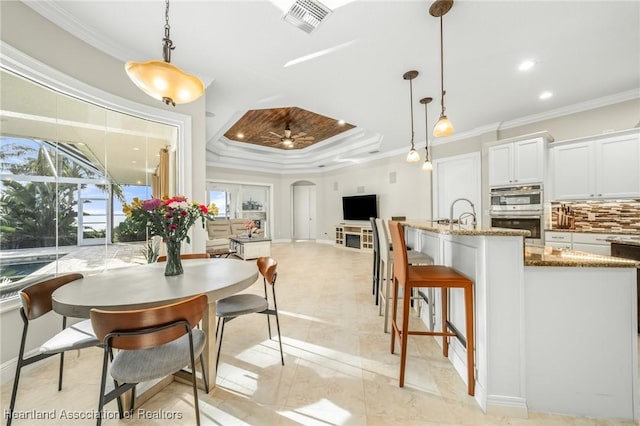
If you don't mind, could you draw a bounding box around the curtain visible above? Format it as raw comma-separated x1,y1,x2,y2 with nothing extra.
152,147,170,199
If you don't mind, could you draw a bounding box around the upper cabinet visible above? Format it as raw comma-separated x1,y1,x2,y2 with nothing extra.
551,131,640,200
488,137,545,187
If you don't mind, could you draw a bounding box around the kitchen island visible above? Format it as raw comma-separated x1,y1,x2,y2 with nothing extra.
402,221,638,422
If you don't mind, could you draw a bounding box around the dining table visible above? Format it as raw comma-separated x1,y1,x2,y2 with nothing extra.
52,258,259,394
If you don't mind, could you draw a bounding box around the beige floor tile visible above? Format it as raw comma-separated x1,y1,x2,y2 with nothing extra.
1,241,637,425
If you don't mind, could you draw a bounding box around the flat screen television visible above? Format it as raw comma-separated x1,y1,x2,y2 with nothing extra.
342,194,377,221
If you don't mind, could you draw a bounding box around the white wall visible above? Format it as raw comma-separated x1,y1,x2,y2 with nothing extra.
208,153,432,242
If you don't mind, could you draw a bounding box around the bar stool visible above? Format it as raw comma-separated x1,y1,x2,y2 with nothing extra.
375,218,433,333
369,217,381,304
387,220,475,395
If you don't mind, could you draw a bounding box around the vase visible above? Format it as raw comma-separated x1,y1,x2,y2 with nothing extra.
164,239,184,276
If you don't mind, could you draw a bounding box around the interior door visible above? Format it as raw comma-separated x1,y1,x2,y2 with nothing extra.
293,184,316,240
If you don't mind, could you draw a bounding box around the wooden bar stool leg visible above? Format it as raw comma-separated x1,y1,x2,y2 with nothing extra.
465,284,475,396
390,277,399,354
398,282,412,388
442,288,449,357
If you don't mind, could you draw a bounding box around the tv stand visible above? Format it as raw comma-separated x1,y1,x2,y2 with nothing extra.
335,224,373,251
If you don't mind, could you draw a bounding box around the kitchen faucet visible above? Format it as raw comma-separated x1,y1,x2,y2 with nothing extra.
449,198,477,230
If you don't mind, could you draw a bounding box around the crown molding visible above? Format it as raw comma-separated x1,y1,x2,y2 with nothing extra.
499,89,640,131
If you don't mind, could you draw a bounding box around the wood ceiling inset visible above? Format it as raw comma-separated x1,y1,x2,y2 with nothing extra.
224,107,355,150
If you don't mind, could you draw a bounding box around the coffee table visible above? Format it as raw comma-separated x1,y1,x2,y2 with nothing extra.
207,247,237,258
229,236,272,260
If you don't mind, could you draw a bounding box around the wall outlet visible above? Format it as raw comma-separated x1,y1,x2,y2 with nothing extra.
588,212,596,221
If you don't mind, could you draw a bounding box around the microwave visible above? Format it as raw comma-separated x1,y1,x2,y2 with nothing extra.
490,184,543,214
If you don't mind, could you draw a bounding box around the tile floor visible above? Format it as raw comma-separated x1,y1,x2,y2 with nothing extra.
1,242,636,425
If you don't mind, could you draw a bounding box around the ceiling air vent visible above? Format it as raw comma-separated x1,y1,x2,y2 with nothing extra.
283,0,332,34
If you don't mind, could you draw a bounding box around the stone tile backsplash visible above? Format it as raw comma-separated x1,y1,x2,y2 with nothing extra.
549,200,640,234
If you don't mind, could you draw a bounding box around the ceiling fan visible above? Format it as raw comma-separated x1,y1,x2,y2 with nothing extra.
260,122,315,148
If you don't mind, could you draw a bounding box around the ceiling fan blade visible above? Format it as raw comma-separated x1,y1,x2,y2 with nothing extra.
294,132,307,137
269,132,283,138
297,136,315,141
260,135,277,139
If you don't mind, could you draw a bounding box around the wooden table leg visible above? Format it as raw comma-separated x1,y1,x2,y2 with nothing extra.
201,301,217,393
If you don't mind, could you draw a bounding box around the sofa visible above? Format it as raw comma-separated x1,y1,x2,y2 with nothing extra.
205,219,264,251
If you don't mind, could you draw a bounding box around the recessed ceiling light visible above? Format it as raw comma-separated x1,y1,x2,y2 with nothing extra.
131,160,137,164
133,147,140,151
539,91,553,100
237,133,244,139
337,119,346,126
518,59,536,71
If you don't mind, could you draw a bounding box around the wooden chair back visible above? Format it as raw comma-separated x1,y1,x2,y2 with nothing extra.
388,221,409,286
257,257,278,286
19,273,84,320
90,294,208,350
156,253,210,262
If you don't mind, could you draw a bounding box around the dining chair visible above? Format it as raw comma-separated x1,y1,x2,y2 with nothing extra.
7,273,100,426
90,294,208,426
156,252,211,262
376,218,433,333
216,256,284,370
388,220,475,395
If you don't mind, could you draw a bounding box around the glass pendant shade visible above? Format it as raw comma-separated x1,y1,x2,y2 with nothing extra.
422,160,433,171
406,148,420,162
433,114,455,137
125,60,204,106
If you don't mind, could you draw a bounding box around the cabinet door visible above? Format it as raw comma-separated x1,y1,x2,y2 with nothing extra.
596,135,640,198
513,139,543,184
545,231,572,249
552,142,595,199
571,243,611,256
488,143,514,186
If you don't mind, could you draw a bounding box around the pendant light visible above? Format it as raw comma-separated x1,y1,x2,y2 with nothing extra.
404,70,421,163
430,0,455,137
125,0,204,106
420,97,433,171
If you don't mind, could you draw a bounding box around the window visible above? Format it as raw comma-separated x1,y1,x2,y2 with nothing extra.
0,68,176,301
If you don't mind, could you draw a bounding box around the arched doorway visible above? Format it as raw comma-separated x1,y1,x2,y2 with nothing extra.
292,181,317,240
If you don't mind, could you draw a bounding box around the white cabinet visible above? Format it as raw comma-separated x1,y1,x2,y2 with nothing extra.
545,231,636,255
545,231,572,249
572,232,620,256
551,132,640,200
488,138,544,186
335,225,373,251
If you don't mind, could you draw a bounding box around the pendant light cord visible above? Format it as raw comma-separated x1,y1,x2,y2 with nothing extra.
424,103,430,161
409,77,415,149
439,16,446,117
162,0,174,63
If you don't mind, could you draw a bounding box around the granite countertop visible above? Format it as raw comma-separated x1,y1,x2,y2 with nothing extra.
524,245,639,268
606,236,640,247
402,221,530,237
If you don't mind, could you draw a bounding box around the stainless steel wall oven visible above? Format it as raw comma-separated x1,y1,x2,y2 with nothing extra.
490,185,543,244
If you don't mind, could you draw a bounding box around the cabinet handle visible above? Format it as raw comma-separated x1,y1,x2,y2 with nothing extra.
590,194,594,197
551,236,563,239
597,194,602,196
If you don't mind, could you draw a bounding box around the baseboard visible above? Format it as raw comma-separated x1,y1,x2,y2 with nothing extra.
0,348,40,386
486,395,528,418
